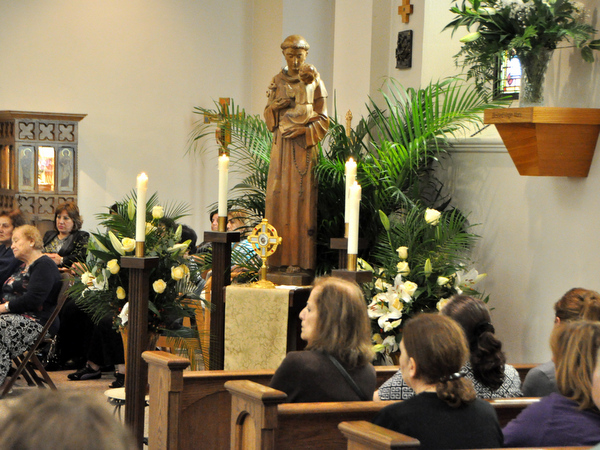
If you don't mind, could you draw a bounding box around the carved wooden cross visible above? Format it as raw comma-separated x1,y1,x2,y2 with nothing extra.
203,97,231,154
398,0,413,24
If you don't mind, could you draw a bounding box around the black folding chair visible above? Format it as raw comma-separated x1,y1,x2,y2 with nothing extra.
1,273,71,398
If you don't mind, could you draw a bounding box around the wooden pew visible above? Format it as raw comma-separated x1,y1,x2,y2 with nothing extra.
142,351,399,450
225,380,540,450
339,421,591,450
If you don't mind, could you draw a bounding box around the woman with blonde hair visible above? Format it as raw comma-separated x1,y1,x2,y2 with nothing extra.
373,313,503,449
503,320,600,447
269,276,376,402
522,287,600,397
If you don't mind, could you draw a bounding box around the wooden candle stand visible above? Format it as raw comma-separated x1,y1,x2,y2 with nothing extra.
329,237,370,268
120,256,159,448
203,230,240,370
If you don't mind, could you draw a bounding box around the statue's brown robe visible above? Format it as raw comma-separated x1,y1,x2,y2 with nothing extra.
264,68,329,271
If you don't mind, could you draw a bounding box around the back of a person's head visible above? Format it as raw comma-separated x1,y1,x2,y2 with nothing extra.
441,295,506,390
551,320,600,411
0,390,135,449
555,288,600,322
308,276,373,368
403,313,476,408
180,224,198,252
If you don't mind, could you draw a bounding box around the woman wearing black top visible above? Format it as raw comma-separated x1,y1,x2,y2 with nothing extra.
0,225,61,386
43,201,89,269
373,314,503,449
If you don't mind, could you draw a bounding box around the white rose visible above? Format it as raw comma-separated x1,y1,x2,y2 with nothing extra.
402,281,418,297
424,208,441,225
152,279,167,294
152,205,164,219
396,261,410,276
437,298,451,311
107,259,120,275
121,238,136,253
396,246,408,260
171,265,185,281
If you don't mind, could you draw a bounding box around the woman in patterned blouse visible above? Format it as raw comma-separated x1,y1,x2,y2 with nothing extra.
375,295,522,400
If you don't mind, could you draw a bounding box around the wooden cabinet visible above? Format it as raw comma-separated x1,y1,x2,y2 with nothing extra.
0,111,86,223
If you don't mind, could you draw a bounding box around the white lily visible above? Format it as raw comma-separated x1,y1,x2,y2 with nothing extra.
119,302,129,326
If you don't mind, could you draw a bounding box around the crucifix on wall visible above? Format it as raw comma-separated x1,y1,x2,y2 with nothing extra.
398,0,413,24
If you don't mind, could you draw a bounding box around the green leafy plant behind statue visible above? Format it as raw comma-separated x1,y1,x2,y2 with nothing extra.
187,78,507,276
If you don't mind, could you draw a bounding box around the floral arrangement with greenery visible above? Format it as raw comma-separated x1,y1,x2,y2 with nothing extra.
71,193,205,337
188,79,504,364
445,0,600,90
362,205,487,364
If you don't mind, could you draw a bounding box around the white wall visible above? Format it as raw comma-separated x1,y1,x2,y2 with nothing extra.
426,0,600,363
0,0,254,235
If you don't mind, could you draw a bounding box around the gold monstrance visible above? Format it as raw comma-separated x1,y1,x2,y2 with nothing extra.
248,219,282,288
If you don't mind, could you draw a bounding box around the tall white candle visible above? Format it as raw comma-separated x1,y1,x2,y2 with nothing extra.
344,157,357,225
218,154,229,219
136,172,148,242
347,181,361,255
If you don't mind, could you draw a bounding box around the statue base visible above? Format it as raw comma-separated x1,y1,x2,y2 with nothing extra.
267,267,314,286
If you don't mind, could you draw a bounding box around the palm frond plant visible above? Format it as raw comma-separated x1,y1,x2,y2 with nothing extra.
189,100,272,231
69,194,208,367
363,206,487,364
188,78,507,276
338,77,508,262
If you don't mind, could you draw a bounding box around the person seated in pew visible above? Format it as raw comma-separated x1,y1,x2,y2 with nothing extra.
269,276,376,402
503,320,600,447
375,295,522,400
373,313,503,449
522,287,600,397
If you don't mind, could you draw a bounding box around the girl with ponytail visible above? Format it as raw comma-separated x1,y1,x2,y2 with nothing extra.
373,314,503,449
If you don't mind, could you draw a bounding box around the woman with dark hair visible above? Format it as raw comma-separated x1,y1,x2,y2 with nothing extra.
269,276,376,402
44,202,89,370
503,321,600,447
0,225,62,386
43,201,89,269
0,210,27,285
375,295,521,400
522,287,600,397
373,314,503,449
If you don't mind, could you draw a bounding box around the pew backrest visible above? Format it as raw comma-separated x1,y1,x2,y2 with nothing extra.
142,351,398,449
225,379,541,450
339,421,591,450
